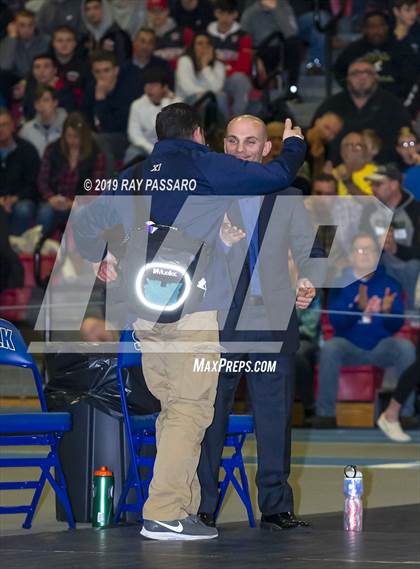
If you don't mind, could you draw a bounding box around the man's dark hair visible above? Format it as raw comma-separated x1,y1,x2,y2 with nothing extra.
156,103,202,141
32,53,56,66
363,10,389,26
32,52,57,66
392,0,417,8
143,66,169,87
313,173,339,193
214,0,238,13
34,84,58,102
52,25,77,39
15,8,35,20
90,49,117,67
135,27,156,39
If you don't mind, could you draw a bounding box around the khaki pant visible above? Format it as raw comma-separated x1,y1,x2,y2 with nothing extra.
134,310,220,521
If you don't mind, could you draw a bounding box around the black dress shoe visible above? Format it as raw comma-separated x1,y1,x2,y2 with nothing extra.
399,416,420,430
260,512,310,530
307,415,337,429
198,512,216,527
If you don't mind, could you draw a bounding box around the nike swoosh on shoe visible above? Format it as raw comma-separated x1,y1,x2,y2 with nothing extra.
154,520,184,533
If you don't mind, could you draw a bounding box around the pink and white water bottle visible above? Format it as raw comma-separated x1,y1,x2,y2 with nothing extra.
343,465,363,532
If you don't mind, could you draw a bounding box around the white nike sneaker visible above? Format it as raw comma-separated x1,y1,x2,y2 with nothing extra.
377,413,412,442
140,515,218,541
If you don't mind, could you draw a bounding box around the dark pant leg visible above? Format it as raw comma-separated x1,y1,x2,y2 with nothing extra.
393,360,420,404
197,355,243,514
284,36,302,87
0,207,23,291
295,339,317,411
247,354,295,515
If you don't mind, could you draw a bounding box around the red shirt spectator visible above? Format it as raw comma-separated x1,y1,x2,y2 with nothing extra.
207,0,252,78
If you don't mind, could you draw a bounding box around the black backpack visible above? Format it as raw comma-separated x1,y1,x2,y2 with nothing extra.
118,161,211,323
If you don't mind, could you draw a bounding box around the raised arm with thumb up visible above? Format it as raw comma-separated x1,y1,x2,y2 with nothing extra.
282,118,304,141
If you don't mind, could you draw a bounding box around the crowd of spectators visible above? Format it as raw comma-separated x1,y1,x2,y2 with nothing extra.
0,0,419,438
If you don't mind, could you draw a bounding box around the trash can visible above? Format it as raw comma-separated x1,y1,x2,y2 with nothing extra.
45,352,160,523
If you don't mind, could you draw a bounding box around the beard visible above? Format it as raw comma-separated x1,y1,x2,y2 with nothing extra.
347,83,377,99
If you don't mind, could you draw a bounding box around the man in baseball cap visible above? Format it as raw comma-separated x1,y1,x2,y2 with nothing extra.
363,162,419,310
147,0,192,67
364,163,403,183
147,0,169,10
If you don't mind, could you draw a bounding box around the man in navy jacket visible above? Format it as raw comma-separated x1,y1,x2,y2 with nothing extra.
73,103,306,541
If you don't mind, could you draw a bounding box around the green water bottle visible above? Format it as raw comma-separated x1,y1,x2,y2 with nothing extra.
92,466,114,528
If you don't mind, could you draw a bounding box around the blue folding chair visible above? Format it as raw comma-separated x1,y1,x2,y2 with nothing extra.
113,330,157,524
114,330,255,526
0,319,75,529
215,414,256,527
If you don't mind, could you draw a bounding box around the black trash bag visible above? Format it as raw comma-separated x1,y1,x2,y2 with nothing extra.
45,352,160,417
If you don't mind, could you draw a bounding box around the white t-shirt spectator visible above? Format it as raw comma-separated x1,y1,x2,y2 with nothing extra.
127,92,181,155
175,55,226,100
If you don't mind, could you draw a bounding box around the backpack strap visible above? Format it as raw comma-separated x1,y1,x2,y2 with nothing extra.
131,160,147,230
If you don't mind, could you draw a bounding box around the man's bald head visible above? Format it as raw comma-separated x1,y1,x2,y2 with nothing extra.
224,115,271,163
226,114,268,141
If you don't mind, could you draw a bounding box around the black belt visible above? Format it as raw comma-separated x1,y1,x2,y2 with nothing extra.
248,295,264,306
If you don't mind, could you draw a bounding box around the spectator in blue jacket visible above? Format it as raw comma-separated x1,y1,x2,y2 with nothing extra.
313,232,416,427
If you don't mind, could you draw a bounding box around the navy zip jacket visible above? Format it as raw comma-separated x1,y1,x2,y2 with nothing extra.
328,266,404,350
73,136,306,315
